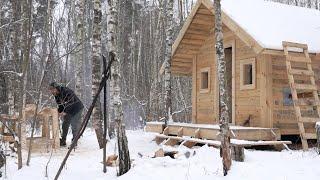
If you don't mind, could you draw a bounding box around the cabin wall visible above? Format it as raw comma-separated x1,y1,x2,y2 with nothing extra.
193,30,263,127
271,54,320,135
234,37,261,127
193,33,216,124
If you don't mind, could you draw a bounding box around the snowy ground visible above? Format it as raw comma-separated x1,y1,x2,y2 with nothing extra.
3,130,320,180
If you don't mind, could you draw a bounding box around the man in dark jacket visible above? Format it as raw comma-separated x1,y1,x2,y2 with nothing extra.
49,82,84,147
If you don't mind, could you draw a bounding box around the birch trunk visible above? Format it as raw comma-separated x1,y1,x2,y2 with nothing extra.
108,0,131,175
7,78,14,115
214,0,231,176
75,0,85,99
92,0,104,148
164,0,174,126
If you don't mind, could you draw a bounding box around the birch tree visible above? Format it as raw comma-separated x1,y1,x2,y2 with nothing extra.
92,0,104,148
75,0,85,99
164,0,174,126
108,0,131,175
214,0,232,176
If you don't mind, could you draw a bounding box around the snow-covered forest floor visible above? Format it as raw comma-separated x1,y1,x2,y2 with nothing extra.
4,130,320,180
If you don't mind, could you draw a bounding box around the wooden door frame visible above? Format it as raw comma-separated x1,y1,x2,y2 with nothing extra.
215,40,236,125
192,55,197,124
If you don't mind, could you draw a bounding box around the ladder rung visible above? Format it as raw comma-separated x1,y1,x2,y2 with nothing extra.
297,100,320,106
297,92,314,98
282,41,308,49
303,133,317,139
295,84,317,91
287,56,311,63
299,117,320,123
289,69,314,76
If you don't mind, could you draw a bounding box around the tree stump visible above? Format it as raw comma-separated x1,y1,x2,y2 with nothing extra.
231,146,245,162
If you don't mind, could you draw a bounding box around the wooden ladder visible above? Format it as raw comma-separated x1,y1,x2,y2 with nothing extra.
282,41,320,150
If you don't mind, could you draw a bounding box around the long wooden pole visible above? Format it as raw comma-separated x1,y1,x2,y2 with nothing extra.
54,58,113,180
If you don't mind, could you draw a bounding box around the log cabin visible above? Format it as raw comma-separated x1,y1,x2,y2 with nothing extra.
151,0,320,147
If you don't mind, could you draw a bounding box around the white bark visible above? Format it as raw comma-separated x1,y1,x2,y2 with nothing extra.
7,78,14,115
75,0,85,99
164,0,174,126
92,0,104,148
108,0,131,175
214,0,231,176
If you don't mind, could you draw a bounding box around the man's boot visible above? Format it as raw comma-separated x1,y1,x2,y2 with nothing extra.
60,138,66,147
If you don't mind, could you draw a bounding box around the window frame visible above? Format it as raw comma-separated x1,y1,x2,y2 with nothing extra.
240,58,256,90
200,67,210,93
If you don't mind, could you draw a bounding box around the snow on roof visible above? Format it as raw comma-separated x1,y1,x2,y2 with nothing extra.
221,0,320,53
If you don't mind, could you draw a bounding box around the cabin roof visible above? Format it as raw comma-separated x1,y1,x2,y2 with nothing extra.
170,0,320,75
222,0,320,53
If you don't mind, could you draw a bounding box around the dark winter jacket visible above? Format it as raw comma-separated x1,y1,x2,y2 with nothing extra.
54,85,84,115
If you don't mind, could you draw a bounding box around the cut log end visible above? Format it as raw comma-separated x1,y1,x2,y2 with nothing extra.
102,154,118,167
153,148,179,159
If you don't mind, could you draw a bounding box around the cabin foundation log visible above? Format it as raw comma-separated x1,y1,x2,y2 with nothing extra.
164,138,180,146
182,140,198,148
146,122,281,141
154,136,166,145
153,134,291,149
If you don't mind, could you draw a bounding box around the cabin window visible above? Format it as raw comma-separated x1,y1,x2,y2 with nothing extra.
200,67,210,93
240,58,256,90
283,87,293,106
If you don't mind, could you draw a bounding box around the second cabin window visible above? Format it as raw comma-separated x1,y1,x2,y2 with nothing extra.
240,58,256,90
200,67,210,93
243,64,253,85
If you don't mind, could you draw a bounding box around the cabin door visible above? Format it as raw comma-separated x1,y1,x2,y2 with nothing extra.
225,47,233,123
222,41,235,124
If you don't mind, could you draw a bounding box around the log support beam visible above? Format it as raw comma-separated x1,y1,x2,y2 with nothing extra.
231,146,245,162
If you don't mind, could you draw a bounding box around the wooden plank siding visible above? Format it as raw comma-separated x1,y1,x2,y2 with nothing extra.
234,36,261,127
193,26,262,127
195,32,216,124
271,54,320,135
